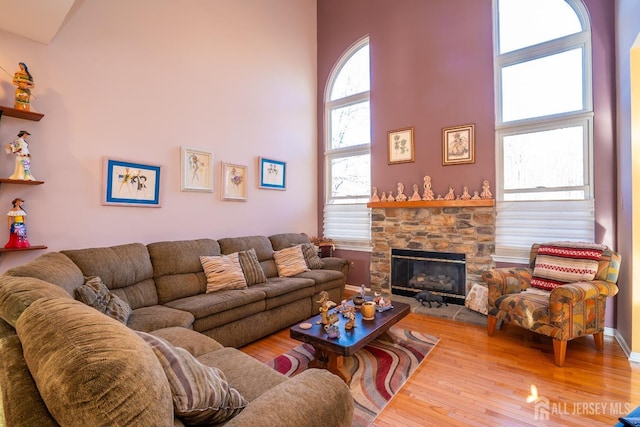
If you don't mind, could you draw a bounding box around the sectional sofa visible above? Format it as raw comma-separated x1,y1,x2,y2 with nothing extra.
0,232,354,426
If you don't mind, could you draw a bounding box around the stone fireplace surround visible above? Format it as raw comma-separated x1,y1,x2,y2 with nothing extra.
367,199,496,295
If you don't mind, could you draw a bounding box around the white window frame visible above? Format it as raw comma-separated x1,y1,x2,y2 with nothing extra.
323,37,372,250
493,0,594,263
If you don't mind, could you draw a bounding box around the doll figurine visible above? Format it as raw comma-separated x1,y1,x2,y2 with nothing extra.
6,131,36,181
12,62,34,111
5,198,30,248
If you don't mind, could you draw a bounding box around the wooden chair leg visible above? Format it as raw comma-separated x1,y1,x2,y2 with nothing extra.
552,339,567,367
593,331,604,351
487,315,498,336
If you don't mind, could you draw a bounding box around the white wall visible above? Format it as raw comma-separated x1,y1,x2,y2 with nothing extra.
0,0,318,272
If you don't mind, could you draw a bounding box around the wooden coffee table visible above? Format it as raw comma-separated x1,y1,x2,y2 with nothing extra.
289,301,410,384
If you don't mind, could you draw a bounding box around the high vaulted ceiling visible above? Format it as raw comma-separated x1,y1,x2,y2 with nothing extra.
0,0,76,44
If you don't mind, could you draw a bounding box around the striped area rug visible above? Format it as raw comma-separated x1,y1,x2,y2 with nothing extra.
266,327,439,427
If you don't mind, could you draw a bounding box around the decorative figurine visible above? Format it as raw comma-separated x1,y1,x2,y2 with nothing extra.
410,184,421,201
344,306,356,330
380,191,387,202
387,190,395,202
471,191,481,200
371,187,380,202
5,131,36,181
316,291,337,325
324,322,340,339
460,186,471,200
396,182,407,201
422,175,435,201
5,198,30,249
481,180,493,199
12,62,34,111
444,186,456,200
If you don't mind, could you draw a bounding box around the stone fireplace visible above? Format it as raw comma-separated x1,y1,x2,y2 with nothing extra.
368,200,496,296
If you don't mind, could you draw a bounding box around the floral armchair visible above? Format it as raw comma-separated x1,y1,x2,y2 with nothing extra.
481,242,620,366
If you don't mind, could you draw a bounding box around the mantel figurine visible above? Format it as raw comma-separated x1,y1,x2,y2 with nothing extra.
5,131,36,181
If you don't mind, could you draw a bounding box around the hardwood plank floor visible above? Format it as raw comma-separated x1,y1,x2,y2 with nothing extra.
240,307,640,426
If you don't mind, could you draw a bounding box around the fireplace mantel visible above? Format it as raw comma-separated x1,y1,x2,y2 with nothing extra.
367,199,494,209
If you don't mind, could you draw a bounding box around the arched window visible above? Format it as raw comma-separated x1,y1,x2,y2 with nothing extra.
323,38,371,249
494,0,594,261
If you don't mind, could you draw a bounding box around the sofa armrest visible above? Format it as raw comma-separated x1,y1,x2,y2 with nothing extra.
482,267,531,310
224,369,354,427
320,257,351,276
548,281,619,331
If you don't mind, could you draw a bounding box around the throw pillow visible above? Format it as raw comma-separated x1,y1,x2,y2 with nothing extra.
273,245,310,277
237,248,267,285
530,243,603,291
75,276,132,324
136,331,247,425
299,243,324,270
200,253,247,293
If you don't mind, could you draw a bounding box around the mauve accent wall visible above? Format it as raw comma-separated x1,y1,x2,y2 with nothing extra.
318,0,618,311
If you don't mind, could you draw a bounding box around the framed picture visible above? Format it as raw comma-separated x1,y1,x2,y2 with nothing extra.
259,157,286,190
387,127,415,164
103,158,161,207
181,147,213,192
221,162,248,201
442,124,475,165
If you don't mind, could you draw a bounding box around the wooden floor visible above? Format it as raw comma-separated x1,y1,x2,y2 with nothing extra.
241,307,640,426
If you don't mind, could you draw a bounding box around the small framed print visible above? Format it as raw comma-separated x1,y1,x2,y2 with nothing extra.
103,158,161,207
181,147,213,192
221,162,247,201
388,127,415,164
259,157,286,190
442,124,475,165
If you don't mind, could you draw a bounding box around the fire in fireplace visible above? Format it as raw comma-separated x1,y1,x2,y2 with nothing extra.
390,248,466,303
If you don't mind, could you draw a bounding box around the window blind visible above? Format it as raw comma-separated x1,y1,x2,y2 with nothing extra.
323,203,371,250
495,199,595,263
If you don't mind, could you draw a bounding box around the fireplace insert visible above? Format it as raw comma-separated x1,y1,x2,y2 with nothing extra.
390,248,466,303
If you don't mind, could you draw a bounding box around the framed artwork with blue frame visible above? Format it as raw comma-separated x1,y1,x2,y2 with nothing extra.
103,158,162,207
259,157,286,190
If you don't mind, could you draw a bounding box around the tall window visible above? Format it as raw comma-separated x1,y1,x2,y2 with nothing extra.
323,38,371,249
494,0,594,262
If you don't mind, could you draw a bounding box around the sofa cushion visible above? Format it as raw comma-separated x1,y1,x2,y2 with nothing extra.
75,276,132,324
127,305,195,332
150,327,224,357
0,276,74,327
299,243,324,269
268,232,310,251
62,243,158,309
137,331,247,425
218,235,274,261
16,298,173,426
238,248,267,285
530,242,603,290
273,246,309,277
3,251,85,295
200,254,247,293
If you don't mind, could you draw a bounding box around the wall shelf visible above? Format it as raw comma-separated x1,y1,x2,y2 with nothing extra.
0,178,45,185
0,245,47,253
0,106,44,121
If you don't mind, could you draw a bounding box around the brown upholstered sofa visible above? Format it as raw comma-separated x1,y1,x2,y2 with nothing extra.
0,232,354,426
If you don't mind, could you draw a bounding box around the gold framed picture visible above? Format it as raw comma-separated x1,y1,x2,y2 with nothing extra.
387,127,415,164
442,124,475,165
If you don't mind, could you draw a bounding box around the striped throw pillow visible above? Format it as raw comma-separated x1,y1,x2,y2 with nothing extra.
530,242,603,291
273,245,309,277
136,332,247,425
200,253,247,293
237,248,267,285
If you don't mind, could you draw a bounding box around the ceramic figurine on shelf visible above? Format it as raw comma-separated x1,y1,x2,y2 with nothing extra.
5,131,36,181
387,190,395,202
444,186,456,200
410,184,421,201
380,191,387,202
12,62,35,111
396,182,407,201
422,175,435,201
5,198,30,249
371,187,380,202
471,191,481,200
481,180,493,199
460,186,471,200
